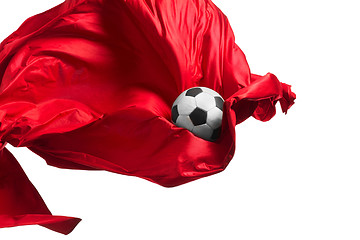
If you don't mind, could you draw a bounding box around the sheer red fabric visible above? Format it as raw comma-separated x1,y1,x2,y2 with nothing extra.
0,0,295,234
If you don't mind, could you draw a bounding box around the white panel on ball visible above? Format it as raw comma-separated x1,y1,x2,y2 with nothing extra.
192,124,213,141
172,91,186,107
176,115,195,131
177,96,197,115
195,92,216,111
206,107,223,129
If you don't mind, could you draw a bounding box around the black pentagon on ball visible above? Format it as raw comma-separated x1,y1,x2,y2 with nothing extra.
185,87,203,97
211,127,221,140
189,108,207,126
171,105,179,123
214,96,224,111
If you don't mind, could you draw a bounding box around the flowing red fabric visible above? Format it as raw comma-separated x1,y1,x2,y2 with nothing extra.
0,0,295,234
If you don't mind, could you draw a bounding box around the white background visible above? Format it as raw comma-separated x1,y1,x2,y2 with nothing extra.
1,0,360,239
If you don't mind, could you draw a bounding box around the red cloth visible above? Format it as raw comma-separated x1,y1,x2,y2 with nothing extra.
0,0,295,234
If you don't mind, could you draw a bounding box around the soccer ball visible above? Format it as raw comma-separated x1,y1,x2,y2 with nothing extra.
171,87,224,141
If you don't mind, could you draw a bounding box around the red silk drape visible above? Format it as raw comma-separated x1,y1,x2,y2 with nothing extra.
0,0,295,234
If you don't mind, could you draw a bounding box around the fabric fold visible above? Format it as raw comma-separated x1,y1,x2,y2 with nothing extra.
0,147,81,234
